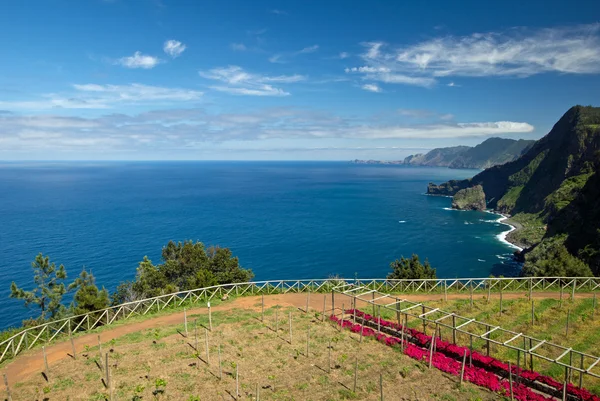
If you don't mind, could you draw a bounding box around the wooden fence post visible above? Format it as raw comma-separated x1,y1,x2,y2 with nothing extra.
331,290,335,316
566,309,570,338
470,282,473,308
256,382,260,401
500,287,503,316
379,373,384,401
261,295,264,323
98,335,102,361
444,280,448,303
377,305,381,333
572,280,576,300
487,281,491,303
421,305,426,335
562,380,568,401
428,336,435,369
529,338,534,371
194,320,198,351
275,307,279,334
322,295,326,322
579,354,584,388
208,302,213,332
531,301,535,327
560,284,564,308
593,293,597,319
3,373,12,401
372,292,375,316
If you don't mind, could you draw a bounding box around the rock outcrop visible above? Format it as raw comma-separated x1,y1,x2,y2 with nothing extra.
451,185,486,210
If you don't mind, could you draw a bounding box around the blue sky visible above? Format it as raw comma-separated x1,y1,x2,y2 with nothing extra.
1,0,599,160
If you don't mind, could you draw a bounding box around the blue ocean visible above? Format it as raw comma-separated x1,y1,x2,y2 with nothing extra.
0,162,520,329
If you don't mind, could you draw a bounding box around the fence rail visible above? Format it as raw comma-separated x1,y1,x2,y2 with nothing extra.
1,276,598,365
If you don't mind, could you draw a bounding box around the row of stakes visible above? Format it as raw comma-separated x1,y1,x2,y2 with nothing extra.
7,290,590,400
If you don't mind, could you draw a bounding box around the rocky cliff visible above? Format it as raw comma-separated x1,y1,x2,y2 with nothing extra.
451,185,486,210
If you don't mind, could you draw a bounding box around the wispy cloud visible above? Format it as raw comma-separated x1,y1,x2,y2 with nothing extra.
269,44,320,63
0,105,534,154
347,24,600,89
115,51,162,69
339,52,350,59
398,109,454,120
230,43,247,51
269,9,288,15
163,40,186,58
362,84,382,93
0,83,203,110
199,66,306,96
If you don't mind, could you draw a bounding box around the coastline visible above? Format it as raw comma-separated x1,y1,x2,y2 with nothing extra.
494,214,524,252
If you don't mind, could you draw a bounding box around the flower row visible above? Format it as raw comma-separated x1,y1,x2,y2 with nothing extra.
345,309,599,401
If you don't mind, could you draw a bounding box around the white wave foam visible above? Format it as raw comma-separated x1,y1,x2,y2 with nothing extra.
496,254,509,260
478,259,486,262
398,220,406,223
495,215,523,251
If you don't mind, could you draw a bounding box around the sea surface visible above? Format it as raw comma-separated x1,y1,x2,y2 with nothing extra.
0,162,521,329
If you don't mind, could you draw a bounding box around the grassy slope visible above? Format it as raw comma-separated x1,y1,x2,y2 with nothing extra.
12,305,499,401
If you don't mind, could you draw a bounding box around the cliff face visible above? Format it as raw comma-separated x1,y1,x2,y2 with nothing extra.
428,106,600,276
452,185,486,210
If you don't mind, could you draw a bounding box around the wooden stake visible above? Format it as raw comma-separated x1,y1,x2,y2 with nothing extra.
452,315,456,344
70,332,77,360
560,284,564,308
487,282,491,303
529,338,534,371
531,301,535,327
328,340,332,373
529,277,533,301
43,345,49,377
322,295,326,322
566,309,570,338
194,319,198,351
184,307,188,337
236,363,239,398
353,356,358,392
105,353,110,389
516,350,521,384
289,312,293,344
572,280,576,300
3,373,12,401
306,291,310,314
421,305,426,335
428,336,435,369
377,305,381,333
460,350,467,386
331,290,335,316
444,280,448,303
275,307,279,334
500,288,503,316
469,335,473,368
98,335,102,361
341,303,345,329
205,328,210,365
485,324,490,357
593,293,597,319
579,354,584,388
508,362,514,401
108,363,114,401
261,294,264,322
400,321,405,352
306,325,310,357
379,373,383,401
469,283,473,308
372,291,375,316
208,302,213,331
256,382,260,401
218,344,222,380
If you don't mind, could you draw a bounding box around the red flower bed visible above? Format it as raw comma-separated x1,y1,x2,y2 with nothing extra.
334,310,600,401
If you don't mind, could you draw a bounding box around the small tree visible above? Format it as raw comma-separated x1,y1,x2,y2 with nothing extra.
10,253,68,321
69,269,110,315
387,254,437,280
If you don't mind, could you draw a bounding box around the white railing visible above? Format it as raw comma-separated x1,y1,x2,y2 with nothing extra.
1,276,598,365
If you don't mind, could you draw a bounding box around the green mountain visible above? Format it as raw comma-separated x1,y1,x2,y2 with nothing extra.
403,137,534,169
448,138,534,169
403,146,470,167
427,106,600,277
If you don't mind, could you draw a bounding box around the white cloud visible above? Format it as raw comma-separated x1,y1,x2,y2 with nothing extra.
230,43,247,51
0,83,203,110
362,84,382,93
270,9,288,15
339,52,350,59
115,51,162,69
269,44,319,63
347,24,600,88
199,66,305,96
0,106,534,154
163,40,186,58
298,45,319,54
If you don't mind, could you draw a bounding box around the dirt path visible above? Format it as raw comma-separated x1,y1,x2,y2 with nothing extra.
2,291,591,384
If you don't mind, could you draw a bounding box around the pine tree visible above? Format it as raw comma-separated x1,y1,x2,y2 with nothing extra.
69,269,110,315
10,253,68,320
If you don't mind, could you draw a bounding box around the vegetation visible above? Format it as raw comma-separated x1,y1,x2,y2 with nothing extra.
112,240,254,304
521,235,593,277
504,213,545,249
451,185,486,210
10,253,69,322
387,254,437,280
69,269,110,316
428,105,600,277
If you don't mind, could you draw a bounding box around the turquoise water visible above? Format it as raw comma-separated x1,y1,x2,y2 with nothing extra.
0,162,520,329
